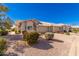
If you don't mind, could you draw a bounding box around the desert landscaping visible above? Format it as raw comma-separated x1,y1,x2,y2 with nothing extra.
1,32,79,56
1,4,79,56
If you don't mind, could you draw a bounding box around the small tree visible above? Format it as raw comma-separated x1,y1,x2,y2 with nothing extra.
5,17,13,30
45,32,54,40
0,37,7,55
23,32,39,45
65,32,70,35
0,4,13,35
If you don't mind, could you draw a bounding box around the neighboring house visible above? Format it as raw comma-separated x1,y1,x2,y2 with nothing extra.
15,19,71,33
50,24,71,33
62,25,72,32
71,26,79,32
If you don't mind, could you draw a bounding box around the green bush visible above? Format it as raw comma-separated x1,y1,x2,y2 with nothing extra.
0,37,7,56
23,32,39,45
11,28,15,31
0,30,8,36
22,31,27,34
73,29,79,33
22,31,27,40
66,32,70,35
45,32,54,40
0,28,2,36
15,30,21,34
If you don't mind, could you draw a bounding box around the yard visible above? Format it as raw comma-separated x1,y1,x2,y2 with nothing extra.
3,32,77,56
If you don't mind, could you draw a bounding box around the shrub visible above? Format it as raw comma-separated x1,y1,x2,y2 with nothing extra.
22,31,27,40
13,40,27,52
14,41,27,48
2,31,8,36
45,32,54,40
11,28,15,31
15,30,21,34
0,37,7,55
23,32,39,45
66,32,70,35
0,29,2,36
73,30,79,33
0,30,8,36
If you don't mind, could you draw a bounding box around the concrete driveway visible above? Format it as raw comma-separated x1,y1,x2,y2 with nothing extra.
68,33,79,56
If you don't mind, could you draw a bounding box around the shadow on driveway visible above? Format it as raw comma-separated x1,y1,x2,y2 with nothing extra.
32,37,64,50
32,37,53,50
52,39,64,43
4,34,23,41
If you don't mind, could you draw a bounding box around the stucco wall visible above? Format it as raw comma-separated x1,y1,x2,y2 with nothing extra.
37,26,48,33
20,21,36,32
37,26,53,33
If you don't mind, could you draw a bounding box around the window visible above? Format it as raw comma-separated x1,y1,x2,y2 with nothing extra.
28,26,32,30
48,27,53,32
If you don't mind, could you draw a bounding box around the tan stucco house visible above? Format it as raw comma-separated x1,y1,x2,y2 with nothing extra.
15,19,71,33
16,19,41,32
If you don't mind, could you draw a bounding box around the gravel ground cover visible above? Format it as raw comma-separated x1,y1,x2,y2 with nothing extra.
5,33,75,56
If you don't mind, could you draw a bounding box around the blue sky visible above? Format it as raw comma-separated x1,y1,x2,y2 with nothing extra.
4,3,79,25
